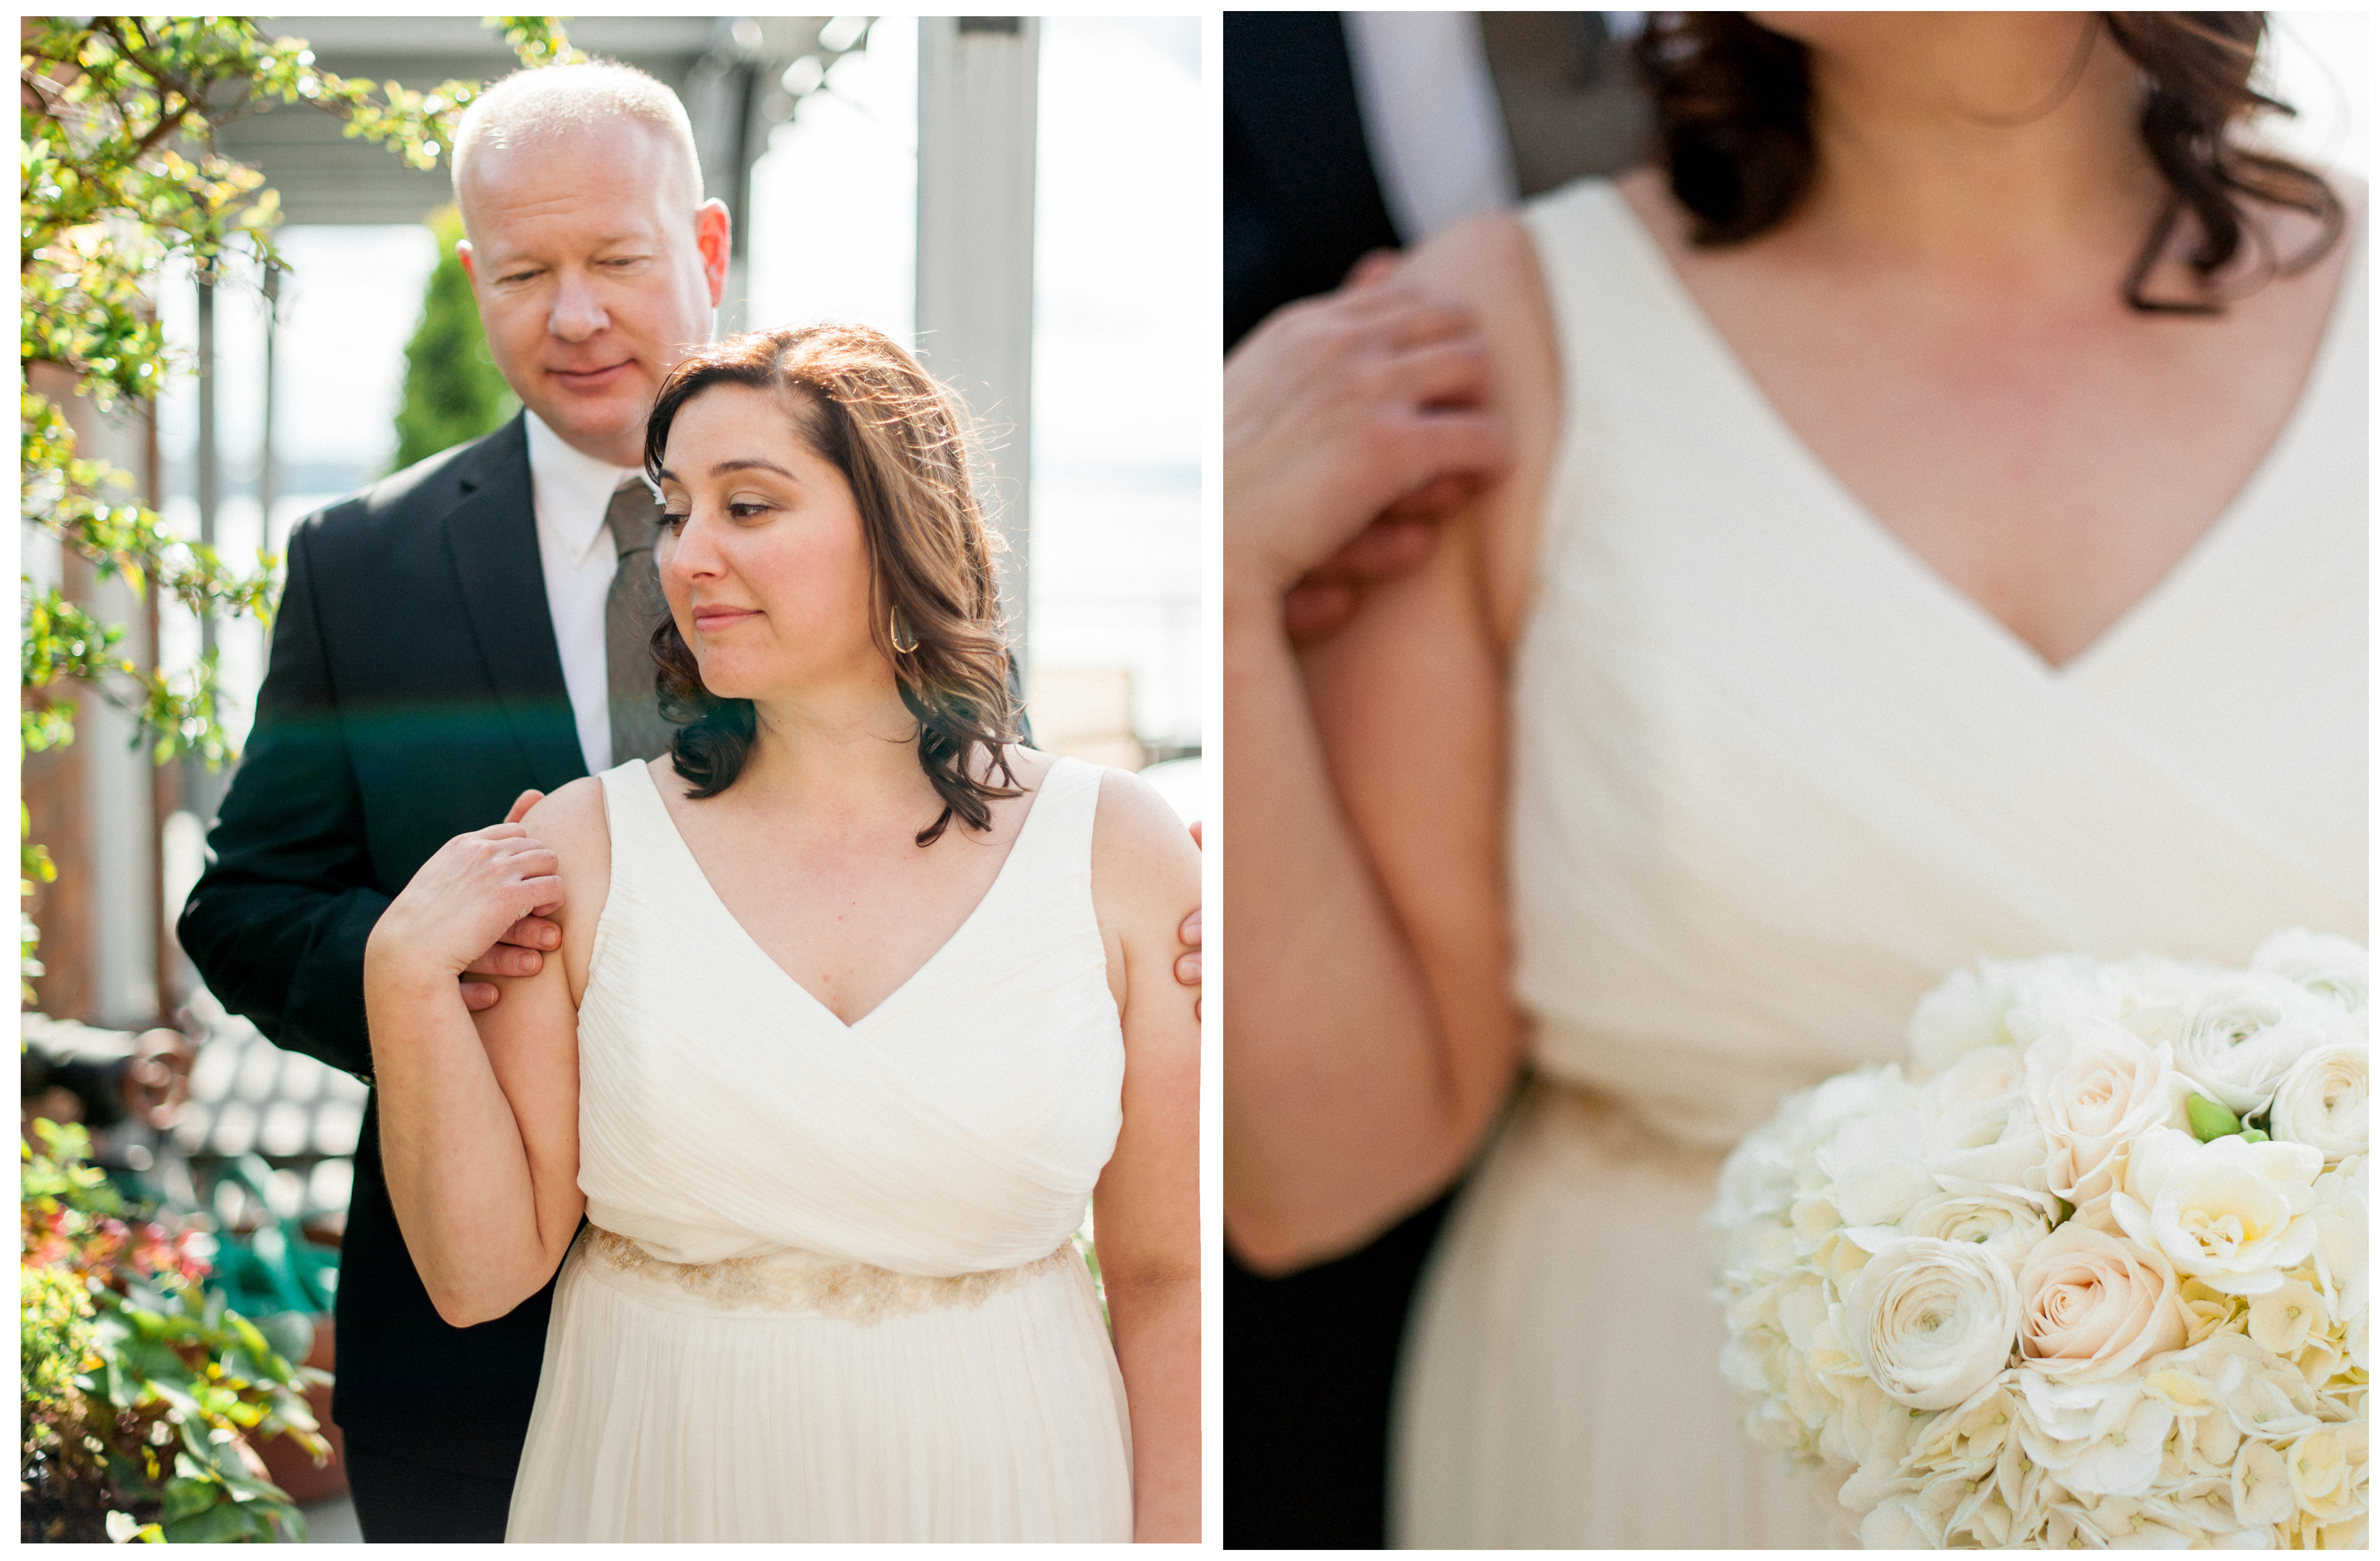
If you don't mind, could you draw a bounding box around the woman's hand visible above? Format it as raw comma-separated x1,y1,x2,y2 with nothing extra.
367,824,562,985
1224,273,1505,617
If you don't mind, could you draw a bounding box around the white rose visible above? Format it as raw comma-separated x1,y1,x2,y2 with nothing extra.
2015,1223,2189,1382
2267,1045,2368,1162
1920,1049,2061,1207
2113,1130,2322,1296
2251,929,2368,1014
1816,1071,1937,1227
1845,1236,2020,1410
1910,955,2123,1076
2165,974,2350,1118
2025,1017,2190,1208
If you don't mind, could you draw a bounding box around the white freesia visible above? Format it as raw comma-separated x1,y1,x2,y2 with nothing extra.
2113,1130,2322,1296
2025,1017,2188,1208
2267,1045,2368,1162
2165,975,2351,1118
1844,1236,2019,1410
2252,928,2368,1014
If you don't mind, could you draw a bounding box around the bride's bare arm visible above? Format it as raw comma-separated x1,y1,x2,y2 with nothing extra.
1224,214,1562,1272
365,778,608,1327
1087,770,1202,1543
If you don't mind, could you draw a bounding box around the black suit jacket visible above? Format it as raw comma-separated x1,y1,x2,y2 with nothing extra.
1224,12,1401,352
178,413,579,1479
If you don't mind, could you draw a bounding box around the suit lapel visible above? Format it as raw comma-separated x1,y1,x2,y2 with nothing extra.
440,416,586,793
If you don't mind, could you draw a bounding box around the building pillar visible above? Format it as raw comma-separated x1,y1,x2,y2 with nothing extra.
915,16,1039,667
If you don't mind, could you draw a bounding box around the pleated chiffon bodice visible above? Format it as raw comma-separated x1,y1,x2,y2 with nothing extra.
1506,179,2366,1148
576,754,1126,1273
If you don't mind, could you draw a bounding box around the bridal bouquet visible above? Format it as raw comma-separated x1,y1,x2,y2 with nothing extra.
1710,931,2368,1549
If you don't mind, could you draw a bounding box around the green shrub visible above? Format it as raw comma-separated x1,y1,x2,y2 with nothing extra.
390,204,519,471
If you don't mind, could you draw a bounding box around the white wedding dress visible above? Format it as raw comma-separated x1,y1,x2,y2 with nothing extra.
505,756,1134,1541
1392,180,2366,1548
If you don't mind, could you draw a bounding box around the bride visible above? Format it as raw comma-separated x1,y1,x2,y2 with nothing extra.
362,323,1200,1541
1225,12,2359,1548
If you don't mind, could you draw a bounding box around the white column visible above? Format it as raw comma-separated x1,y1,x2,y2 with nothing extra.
914,16,1039,665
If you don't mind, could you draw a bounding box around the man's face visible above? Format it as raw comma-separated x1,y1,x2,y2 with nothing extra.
456,118,730,468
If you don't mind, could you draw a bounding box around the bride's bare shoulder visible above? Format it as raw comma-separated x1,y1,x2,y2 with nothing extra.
522,773,609,854
522,775,614,933
1399,209,1548,328
1401,210,1566,650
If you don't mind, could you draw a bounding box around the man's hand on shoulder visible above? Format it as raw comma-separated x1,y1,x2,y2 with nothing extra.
458,788,560,1012
1226,248,1503,648
1176,822,1202,1022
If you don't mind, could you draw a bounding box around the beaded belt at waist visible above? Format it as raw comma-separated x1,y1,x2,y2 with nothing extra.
580,1225,1076,1324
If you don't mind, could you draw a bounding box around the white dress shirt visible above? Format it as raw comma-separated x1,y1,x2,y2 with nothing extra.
524,410,651,775
1342,12,1520,244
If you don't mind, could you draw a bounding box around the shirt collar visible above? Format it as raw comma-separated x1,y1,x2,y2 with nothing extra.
524,410,653,566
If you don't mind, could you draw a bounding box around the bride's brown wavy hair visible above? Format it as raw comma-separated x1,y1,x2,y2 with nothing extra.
1633,12,2344,313
642,323,1020,846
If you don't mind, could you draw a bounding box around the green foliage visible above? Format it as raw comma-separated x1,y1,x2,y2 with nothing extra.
23,804,59,1003
393,205,520,471
21,16,581,1011
21,1121,328,1543
22,1264,99,1411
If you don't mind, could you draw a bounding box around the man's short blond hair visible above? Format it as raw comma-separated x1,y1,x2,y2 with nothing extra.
452,62,704,223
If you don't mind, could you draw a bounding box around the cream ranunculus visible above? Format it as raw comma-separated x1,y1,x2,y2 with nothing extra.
2166,974,2352,1119
2015,1224,2188,1382
2251,929,2368,1015
1899,1188,2055,1270
2024,1017,2189,1208
2112,1130,2322,1296
1845,1236,2020,1410
2267,1045,2368,1163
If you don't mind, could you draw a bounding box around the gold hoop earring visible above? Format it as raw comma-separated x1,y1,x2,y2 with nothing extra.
888,605,921,654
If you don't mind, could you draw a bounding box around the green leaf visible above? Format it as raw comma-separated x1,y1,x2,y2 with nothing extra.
161,1473,220,1523
163,1499,263,1543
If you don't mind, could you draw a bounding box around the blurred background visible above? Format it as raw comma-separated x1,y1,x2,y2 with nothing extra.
21,14,1197,1537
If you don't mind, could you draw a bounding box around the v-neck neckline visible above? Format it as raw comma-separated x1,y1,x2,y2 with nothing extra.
1591,181,2363,682
628,758,1066,1034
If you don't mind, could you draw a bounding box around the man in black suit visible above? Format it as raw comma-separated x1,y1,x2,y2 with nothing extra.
176,61,730,1541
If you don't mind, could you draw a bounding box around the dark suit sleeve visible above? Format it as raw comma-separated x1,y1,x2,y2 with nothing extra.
176,521,388,1080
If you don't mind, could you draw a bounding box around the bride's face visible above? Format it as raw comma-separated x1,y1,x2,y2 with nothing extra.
653,382,886,703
